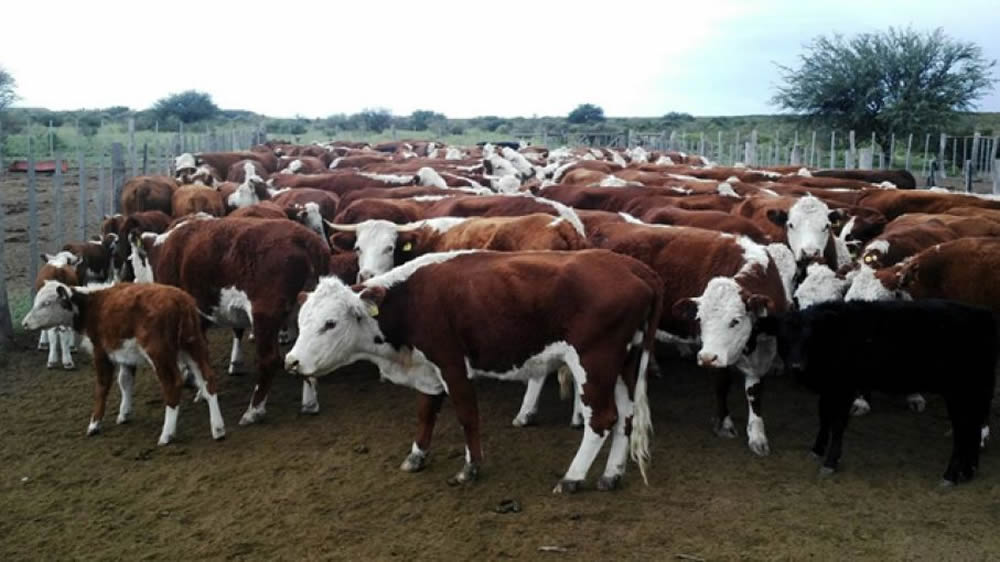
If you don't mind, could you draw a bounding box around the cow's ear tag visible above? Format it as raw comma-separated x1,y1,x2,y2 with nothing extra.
368,304,380,317
402,242,412,252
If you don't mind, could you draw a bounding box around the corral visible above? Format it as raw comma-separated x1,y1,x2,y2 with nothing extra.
2,140,1000,561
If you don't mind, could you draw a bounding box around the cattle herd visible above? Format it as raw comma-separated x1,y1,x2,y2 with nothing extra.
19,138,1000,493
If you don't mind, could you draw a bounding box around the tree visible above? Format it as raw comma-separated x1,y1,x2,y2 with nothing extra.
0,65,16,112
410,109,446,131
773,27,996,156
152,90,219,124
359,107,392,133
567,103,605,125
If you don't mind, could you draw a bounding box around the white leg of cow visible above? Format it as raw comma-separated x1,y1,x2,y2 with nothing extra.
571,383,585,428
982,425,991,449
906,393,927,413
850,395,872,417
554,363,608,494
598,378,633,491
301,377,320,414
58,327,75,370
182,354,225,440
744,371,769,456
38,329,49,351
69,329,80,352
46,328,61,368
228,330,245,376
239,386,267,426
158,405,179,445
513,376,545,427
116,365,135,424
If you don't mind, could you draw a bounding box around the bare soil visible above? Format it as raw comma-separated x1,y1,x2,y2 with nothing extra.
2,171,1000,561
2,331,1000,561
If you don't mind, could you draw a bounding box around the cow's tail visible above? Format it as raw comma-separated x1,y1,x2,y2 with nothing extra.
630,282,662,485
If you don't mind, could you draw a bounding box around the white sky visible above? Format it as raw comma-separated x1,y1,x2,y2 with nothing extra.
1,0,997,118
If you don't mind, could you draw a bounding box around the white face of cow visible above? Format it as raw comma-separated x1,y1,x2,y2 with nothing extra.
785,196,834,263
44,250,82,268
679,277,772,368
844,265,910,302
352,220,400,282
22,281,76,330
128,234,155,283
297,202,325,236
285,278,382,377
793,263,848,309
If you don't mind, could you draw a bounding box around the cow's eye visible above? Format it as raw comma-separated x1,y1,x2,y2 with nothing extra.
384,246,394,255
729,318,740,328
823,224,830,231
787,223,795,230
322,320,337,332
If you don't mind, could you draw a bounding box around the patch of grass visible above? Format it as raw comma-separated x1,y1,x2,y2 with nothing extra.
6,288,32,336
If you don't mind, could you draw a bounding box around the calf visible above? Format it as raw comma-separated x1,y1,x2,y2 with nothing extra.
62,237,115,283
33,251,82,369
129,216,331,423
22,281,226,445
771,300,996,485
285,250,661,493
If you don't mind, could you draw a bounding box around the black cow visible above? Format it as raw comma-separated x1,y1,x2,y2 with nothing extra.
765,300,997,485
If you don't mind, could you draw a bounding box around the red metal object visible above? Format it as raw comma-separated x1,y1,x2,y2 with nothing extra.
7,159,69,174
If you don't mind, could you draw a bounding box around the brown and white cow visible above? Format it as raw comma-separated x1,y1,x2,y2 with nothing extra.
858,213,1000,269
121,176,176,216
329,213,588,282
102,211,173,280
226,159,269,183
588,222,791,455
62,237,116,283
172,184,226,218
33,251,83,369
285,250,661,493
128,216,331,423
22,281,225,445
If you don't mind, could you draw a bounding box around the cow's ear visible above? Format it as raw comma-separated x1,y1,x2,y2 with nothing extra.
397,232,417,253
672,298,699,321
329,232,355,253
42,253,54,263
746,294,775,316
766,209,788,227
56,284,71,302
358,286,386,317
296,291,310,306
828,209,845,228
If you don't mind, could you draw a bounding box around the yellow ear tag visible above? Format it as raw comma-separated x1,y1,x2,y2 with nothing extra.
402,242,413,252
368,304,379,317
864,254,873,263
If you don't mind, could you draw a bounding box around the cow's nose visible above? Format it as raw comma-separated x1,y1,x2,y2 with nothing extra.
698,352,719,367
285,357,300,374
357,271,373,283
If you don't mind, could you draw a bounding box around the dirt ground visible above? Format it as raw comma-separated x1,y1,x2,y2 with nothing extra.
3,171,1000,561
3,331,1000,561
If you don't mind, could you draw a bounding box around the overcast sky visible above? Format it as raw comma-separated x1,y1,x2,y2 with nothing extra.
2,0,997,118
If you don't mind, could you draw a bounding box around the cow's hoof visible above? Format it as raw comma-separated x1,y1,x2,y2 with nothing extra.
850,397,871,417
86,421,101,436
713,417,737,439
818,466,836,479
158,434,174,446
300,401,320,415
212,426,226,441
239,409,266,426
748,437,770,457
62,362,76,371
400,452,427,473
597,474,622,491
38,343,49,351
47,361,59,370
447,462,479,486
938,478,956,489
512,412,536,427
227,363,244,376
116,413,131,425
907,394,927,413
552,479,582,494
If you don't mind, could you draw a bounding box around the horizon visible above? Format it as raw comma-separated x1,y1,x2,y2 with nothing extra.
2,0,998,119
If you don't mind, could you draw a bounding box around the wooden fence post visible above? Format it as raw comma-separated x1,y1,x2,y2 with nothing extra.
54,154,64,250
809,130,816,168
28,141,40,299
905,133,913,171
77,152,87,241
128,117,137,179
48,120,54,157
972,132,982,175
888,133,895,169
0,138,13,349
111,143,125,214
994,159,999,195
940,133,948,178
142,143,148,175
847,130,856,169
829,131,836,169
98,159,107,219
965,159,973,192
922,134,931,176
